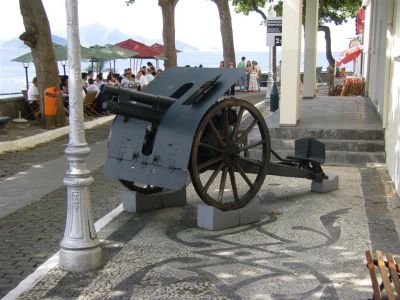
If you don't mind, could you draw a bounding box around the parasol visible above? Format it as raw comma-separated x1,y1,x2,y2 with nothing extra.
336,45,365,66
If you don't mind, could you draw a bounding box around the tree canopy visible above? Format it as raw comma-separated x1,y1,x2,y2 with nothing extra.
233,0,362,67
272,0,361,26
233,0,361,25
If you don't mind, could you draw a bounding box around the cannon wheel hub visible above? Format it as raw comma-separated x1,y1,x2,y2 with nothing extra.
222,143,239,167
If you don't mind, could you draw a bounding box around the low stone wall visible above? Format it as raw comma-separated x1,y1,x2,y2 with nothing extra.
0,96,31,119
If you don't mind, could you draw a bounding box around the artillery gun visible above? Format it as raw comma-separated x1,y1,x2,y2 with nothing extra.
102,67,327,211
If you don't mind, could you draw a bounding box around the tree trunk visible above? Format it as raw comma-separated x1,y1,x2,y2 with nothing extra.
159,0,178,68
19,0,65,128
318,25,335,67
212,0,236,67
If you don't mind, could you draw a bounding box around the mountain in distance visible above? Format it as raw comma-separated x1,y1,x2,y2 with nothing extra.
0,23,198,51
0,35,68,48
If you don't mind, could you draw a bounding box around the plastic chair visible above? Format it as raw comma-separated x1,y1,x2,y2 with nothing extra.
22,90,40,120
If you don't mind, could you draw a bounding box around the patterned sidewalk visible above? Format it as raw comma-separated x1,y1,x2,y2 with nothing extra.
1,93,399,299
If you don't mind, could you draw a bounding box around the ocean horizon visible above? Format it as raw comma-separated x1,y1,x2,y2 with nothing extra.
0,47,344,98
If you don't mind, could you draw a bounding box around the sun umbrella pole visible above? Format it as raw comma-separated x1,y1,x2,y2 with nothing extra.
60,0,101,272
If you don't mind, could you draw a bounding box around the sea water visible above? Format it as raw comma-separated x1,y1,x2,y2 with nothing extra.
0,47,344,99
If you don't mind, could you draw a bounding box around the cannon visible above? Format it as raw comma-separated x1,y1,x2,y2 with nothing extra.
102,67,328,211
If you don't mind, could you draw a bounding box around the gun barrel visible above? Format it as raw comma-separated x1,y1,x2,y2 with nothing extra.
103,101,165,123
101,85,176,108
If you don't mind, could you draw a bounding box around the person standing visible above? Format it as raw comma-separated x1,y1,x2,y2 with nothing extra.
246,60,252,91
254,61,262,91
228,61,236,95
237,56,247,92
248,65,259,92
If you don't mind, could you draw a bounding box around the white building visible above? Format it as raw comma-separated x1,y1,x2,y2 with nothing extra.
280,0,400,195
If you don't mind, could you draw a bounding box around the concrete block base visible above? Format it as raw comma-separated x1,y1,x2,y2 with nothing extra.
123,187,186,213
311,172,339,193
197,198,261,231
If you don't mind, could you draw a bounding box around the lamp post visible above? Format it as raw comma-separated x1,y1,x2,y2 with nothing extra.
23,63,29,91
59,0,101,271
265,5,276,101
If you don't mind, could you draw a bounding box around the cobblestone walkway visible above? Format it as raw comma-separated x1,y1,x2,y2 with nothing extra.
2,94,400,299
17,165,400,299
0,123,122,298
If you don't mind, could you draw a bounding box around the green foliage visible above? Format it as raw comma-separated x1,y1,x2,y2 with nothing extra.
232,0,268,16
273,0,361,25
233,0,361,25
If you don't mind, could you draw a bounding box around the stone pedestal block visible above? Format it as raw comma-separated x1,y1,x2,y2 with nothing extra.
122,187,186,213
161,187,187,208
239,198,261,225
197,198,261,231
311,172,339,193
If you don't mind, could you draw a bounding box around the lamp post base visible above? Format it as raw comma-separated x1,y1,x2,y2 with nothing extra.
265,71,274,101
59,246,101,272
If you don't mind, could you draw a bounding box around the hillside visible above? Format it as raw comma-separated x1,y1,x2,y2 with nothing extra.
0,23,198,51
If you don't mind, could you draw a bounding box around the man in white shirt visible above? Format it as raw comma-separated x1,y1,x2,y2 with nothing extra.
136,70,148,90
27,76,40,108
86,78,100,98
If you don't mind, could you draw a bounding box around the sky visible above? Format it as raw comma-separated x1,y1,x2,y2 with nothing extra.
0,0,357,52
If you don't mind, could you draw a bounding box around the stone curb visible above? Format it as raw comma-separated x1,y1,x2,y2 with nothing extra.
0,116,114,154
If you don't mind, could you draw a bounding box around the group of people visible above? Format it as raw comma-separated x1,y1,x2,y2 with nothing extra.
236,57,262,92
26,59,263,117
105,62,163,92
217,57,262,94
55,62,164,114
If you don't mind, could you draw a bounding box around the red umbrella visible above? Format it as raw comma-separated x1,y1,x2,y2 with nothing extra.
150,43,181,56
336,45,364,66
115,39,160,59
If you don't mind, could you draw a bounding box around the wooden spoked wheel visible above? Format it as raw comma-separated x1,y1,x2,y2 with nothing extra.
189,98,270,211
119,180,163,194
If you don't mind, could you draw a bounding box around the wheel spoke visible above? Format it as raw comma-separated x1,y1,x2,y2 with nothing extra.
204,162,224,191
209,119,225,147
238,140,265,152
229,167,239,202
236,119,258,145
235,164,254,189
200,142,223,153
199,156,223,172
223,108,229,142
218,167,228,201
231,107,245,142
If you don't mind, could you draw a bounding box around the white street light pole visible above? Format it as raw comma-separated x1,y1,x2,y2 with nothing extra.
265,5,276,101
59,0,101,271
